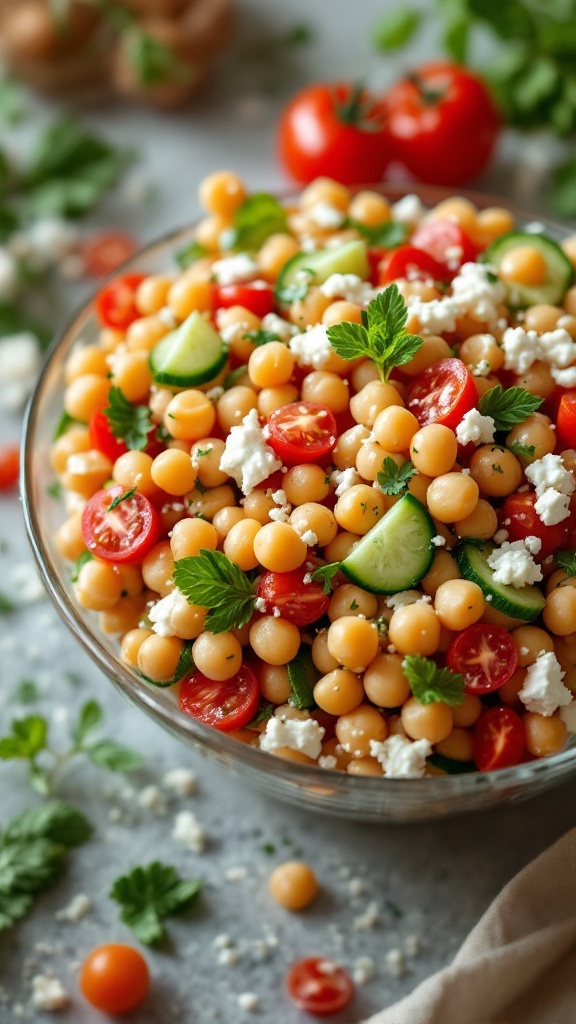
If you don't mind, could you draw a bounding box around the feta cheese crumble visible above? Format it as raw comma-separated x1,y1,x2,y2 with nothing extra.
431,535,446,547
525,453,575,526
385,590,430,611
534,488,572,526
289,324,334,369
407,296,458,334
501,326,541,374
163,767,197,797
172,810,208,852
268,489,292,522
31,975,68,1012
298,529,318,546
370,734,432,778
320,273,375,306
0,332,41,411
518,652,572,717
259,715,324,759
487,537,543,587
331,466,361,496
55,893,91,923
237,992,260,1012
149,589,190,637
451,262,506,326
391,194,424,225
309,202,346,229
219,408,282,495
455,408,496,446
260,312,299,342
211,252,259,285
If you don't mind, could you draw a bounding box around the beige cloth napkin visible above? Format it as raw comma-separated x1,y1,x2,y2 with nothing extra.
364,826,576,1024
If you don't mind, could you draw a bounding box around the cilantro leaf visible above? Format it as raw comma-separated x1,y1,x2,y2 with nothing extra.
508,440,536,460
349,219,409,248
557,550,576,576
0,717,47,760
287,645,319,711
376,457,416,496
110,861,202,946
173,550,256,633
309,562,341,596
478,385,543,431
104,387,152,451
224,193,287,252
71,700,103,745
4,801,92,848
402,655,465,707
84,741,144,773
373,8,422,50
327,284,423,382
243,329,281,347
175,240,208,270
108,487,137,511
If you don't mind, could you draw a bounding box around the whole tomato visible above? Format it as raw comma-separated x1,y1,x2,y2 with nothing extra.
278,82,392,186
384,62,500,186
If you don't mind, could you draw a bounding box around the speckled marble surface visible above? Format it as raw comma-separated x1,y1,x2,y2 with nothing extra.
1,2,575,1020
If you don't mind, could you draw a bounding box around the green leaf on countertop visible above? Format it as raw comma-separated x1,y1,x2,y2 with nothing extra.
0,716,47,760
556,550,576,576
14,679,40,704
71,700,104,745
175,240,208,270
224,193,288,253
373,8,422,51
402,655,465,707
376,457,416,496
174,550,256,634
478,385,543,431
287,645,319,711
4,800,92,848
104,386,153,451
83,740,145,773
110,861,202,946
0,591,16,614
349,219,409,249
70,550,93,584
127,28,191,87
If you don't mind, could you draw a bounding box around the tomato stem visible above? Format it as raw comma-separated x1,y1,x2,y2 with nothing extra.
408,73,445,106
335,82,367,126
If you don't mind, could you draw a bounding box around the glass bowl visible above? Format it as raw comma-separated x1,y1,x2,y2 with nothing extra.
21,184,576,823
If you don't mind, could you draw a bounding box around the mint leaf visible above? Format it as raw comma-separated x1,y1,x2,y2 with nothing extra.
557,550,576,576
110,861,202,946
84,741,144,773
104,387,152,451
72,700,103,745
402,655,465,707
287,645,319,711
478,385,543,431
373,8,421,50
0,717,47,760
376,458,416,496
174,550,256,633
310,562,341,596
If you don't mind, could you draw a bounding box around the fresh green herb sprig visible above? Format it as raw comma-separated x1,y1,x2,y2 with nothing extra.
104,387,153,451
508,440,536,461
326,285,423,383
309,562,341,596
348,218,409,249
108,487,137,511
286,645,319,711
402,655,465,706
557,550,576,576
110,861,202,946
244,329,281,347
223,193,288,253
478,385,543,432
377,458,417,496
173,550,257,633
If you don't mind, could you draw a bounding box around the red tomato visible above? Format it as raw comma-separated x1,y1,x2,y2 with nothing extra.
286,957,354,1015
267,402,337,465
502,491,571,561
80,944,149,1014
447,624,518,694
278,82,391,186
257,569,330,626
378,245,448,285
384,62,500,186
410,220,479,270
406,358,477,430
0,445,19,490
81,230,139,278
179,664,260,732
215,281,274,318
556,392,576,450
81,485,161,564
89,409,128,462
95,273,146,330
473,706,525,772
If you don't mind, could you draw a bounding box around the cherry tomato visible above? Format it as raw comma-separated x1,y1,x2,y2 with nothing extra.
502,491,571,561
81,230,139,278
406,357,477,430
473,706,525,772
81,485,161,564
215,280,274,318
556,392,576,450
0,445,19,490
278,82,391,186
267,402,337,465
286,957,354,1015
80,943,149,1014
257,568,330,627
447,624,518,694
384,62,500,186
378,244,448,285
179,664,260,732
410,220,479,270
89,409,129,462
95,273,146,330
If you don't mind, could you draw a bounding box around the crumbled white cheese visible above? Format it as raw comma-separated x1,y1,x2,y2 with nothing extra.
493,528,509,545
212,252,259,285
219,320,251,346
331,467,361,496
149,588,190,637
138,784,168,816
172,810,208,852
318,754,338,770
551,365,576,388
518,652,572,716
31,975,68,1012
455,408,496,446
0,332,41,411
309,202,346,229
370,734,432,778
538,328,576,368
268,488,292,523
289,324,334,369
237,992,260,1012
391,194,424,225
534,488,571,526
451,262,506,326
470,359,491,377
163,767,197,797
406,296,458,334
559,701,576,733
487,537,543,587
352,956,376,985
11,562,46,604
55,894,91,923
259,715,324,759
385,590,428,611
158,305,178,328
261,312,299,342
218,946,241,966
385,948,407,978
320,273,375,306
526,453,575,496
254,596,267,612
225,865,248,882
501,326,541,374
431,535,446,547
299,529,318,546
206,385,224,402
353,901,380,930
219,408,282,495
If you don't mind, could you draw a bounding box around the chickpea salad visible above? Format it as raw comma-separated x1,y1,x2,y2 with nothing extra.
50,172,576,780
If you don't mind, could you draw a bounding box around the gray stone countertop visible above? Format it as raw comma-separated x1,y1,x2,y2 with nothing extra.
1,1,575,1020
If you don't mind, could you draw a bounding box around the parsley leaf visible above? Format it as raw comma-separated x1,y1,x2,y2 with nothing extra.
309,562,341,596
287,645,319,711
173,550,256,633
104,387,153,451
508,440,536,460
0,717,47,760
349,219,409,248
108,487,137,511
478,385,543,432
557,550,576,576
224,193,287,253
402,655,465,706
243,329,281,347
110,861,202,946
71,700,103,746
376,457,416,496
175,240,208,270
84,741,144,773
327,285,423,382
4,801,92,848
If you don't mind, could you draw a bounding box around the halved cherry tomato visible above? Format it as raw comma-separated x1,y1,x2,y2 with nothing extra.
95,273,146,330
267,402,337,465
257,568,330,627
81,230,139,278
179,664,259,732
410,220,479,270
0,445,19,490
81,485,161,564
447,624,518,694
215,281,275,318
556,392,576,450
406,357,477,430
89,409,129,462
286,957,354,1016
80,944,149,1014
473,706,525,772
502,491,571,561
378,245,447,285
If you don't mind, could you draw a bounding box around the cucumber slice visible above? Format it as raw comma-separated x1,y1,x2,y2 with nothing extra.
454,540,545,622
482,231,574,307
150,310,227,387
341,493,435,594
275,239,369,304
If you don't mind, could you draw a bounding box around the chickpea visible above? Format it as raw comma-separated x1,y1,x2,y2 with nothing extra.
257,664,292,705
300,177,350,213
191,438,229,488
125,315,169,353
500,246,548,286
387,603,441,656
194,215,231,253
314,669,365,716
356,441,401,482
505,413,556,462
113,450,156,496
99,593,148,635
429,196,478,235
434,579,484,630
290,503,337,547
327,617,380,671
151,449,196,495
454,499,498,540
524,713,568,757
136,275,174,316
435,727,474,762
410,424,458,477
164,390,216,441
311,631,340,674
372,406,419,453
401,336,451,376
169,599,207,641
241,489,276,525
249,616,301,665
253,522,307,572
426,472,479,523
514,361,555,401
76,560,122,611
62,449,113,498
321,300,363,328
223,518,261,571
269,861,318,911
328,584,378,621
348,191,391,225
335,704,387,758
511,625,555,666
332,424,370,469
283,464,330,506
65,344,109,383
121,627,154,667
289,286,332,328
347,757,383,777
422,551,461,598
170,517,218,559
401,697,453,744
350,381,403,427
199,170,246,217
320,736,353,771
50,426,91,474
458,333,504,373
324,531,360,564
54,514,86,562
138,634,184,683
142,541,174,596
475,207,515,244
248,342,294,389
192,631,243,681
258,384,299,418
257,233,301,279
452,693,482,728
216,386,258,432
212,505,246,542
301,371,350,414
186,484,236,521
351,359,380,391
64,374,110,422
363,652,411,708
216,306,261,362
543,587,576,636
334,485,386,535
